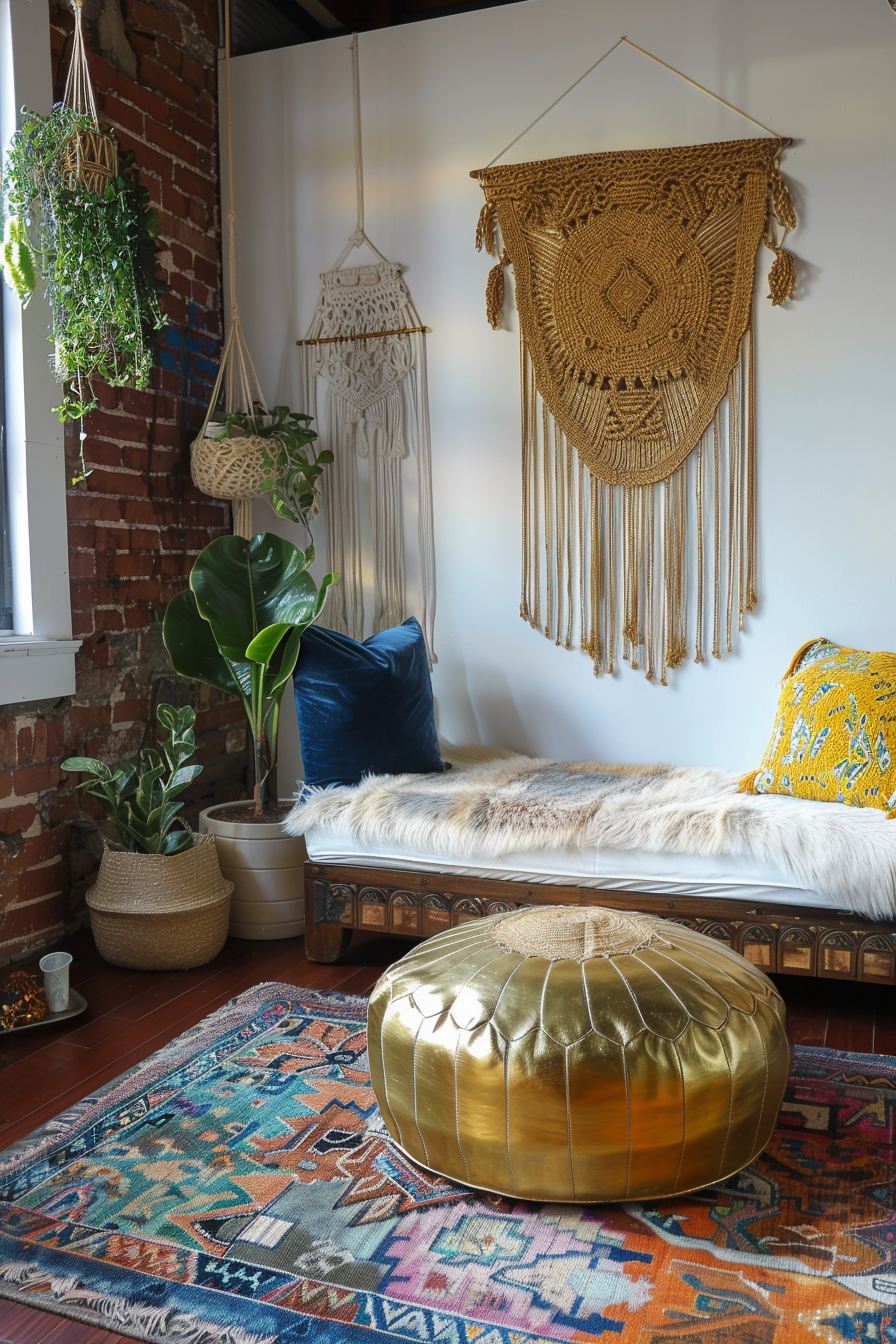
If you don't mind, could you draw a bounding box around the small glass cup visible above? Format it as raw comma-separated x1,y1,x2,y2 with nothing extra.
39,952,72,1014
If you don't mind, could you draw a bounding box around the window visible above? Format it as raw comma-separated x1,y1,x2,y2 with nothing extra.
0,0,80,704
0,297,11,633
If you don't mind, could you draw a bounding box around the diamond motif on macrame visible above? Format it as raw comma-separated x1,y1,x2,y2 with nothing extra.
604,260,655,328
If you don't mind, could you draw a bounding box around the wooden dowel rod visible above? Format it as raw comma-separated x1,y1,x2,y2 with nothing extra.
296,325,431,347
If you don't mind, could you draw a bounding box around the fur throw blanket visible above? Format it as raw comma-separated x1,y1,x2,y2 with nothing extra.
286,750,896,919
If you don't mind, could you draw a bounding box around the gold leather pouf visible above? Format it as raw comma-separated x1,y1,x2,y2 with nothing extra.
367,905,791,1203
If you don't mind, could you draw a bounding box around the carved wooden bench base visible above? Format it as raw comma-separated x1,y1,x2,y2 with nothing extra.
304,862,896,985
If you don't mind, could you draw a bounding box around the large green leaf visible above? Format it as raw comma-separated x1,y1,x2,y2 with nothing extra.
264,626,303,699
189,533,321,661
163,589,244,697
246,622,293,668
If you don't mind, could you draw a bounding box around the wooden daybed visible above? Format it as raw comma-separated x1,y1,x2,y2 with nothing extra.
304,860,896,984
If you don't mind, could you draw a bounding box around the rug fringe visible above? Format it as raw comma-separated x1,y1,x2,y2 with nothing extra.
0,1259,280,1343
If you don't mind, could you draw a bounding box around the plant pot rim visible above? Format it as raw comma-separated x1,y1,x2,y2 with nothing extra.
87,835,233,915
200,800,297,841
102,832,211,857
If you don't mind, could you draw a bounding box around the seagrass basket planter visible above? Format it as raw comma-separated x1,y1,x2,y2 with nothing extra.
86,835,233,971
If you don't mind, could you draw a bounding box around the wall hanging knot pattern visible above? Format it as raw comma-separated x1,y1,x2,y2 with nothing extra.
472,134,796,684
297,35,437,664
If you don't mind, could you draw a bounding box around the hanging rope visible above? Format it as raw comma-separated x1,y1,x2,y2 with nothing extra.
190,0,269,538
63,0,99,123
330,34,390,271
486,34,786,169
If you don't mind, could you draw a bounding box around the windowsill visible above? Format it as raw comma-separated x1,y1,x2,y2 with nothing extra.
0,635,81,705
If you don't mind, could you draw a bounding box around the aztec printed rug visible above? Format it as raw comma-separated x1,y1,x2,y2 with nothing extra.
1,985,895,1343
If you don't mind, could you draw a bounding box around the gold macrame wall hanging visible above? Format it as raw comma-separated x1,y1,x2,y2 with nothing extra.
472,37,797,684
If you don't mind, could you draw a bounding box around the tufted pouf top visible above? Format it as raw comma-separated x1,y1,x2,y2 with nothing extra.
367,905,791,1203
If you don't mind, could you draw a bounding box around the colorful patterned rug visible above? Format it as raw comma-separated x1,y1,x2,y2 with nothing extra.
1,985,895,1344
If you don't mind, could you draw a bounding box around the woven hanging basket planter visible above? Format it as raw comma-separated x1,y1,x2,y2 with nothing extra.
63,126,118,193
86,834,233,971
191,429,268,502
190,314,271,538
189,9,271,540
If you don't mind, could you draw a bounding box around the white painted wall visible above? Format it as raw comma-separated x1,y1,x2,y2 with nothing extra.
228,0,896,789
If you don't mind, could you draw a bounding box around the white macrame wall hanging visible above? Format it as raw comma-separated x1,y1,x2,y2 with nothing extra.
297,36,437,662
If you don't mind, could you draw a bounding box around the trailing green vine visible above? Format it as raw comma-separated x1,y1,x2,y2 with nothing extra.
1,105,166,453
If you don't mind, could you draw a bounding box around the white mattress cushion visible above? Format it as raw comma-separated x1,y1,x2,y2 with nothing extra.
304,822,836,910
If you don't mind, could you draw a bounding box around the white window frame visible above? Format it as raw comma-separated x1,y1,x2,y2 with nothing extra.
0,0,80,705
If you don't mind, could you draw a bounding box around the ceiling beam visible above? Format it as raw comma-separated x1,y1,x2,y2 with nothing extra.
293,0,347,28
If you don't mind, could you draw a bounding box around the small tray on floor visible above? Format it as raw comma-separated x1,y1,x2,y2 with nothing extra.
0,989,88,1034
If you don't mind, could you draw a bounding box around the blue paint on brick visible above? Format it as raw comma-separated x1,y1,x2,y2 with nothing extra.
154,301,222,420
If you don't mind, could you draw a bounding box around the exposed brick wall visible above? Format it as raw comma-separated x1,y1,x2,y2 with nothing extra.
0,0,249,964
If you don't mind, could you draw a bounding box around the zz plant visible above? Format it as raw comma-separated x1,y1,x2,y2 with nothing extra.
62,704,202,855
163,532,336,816
1,105,165,447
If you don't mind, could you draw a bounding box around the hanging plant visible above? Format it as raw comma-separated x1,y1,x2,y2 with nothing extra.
0,0,165,470
203,405,333,536
188,0,334,542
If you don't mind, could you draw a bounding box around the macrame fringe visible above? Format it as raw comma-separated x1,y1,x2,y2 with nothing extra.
521,327,756,683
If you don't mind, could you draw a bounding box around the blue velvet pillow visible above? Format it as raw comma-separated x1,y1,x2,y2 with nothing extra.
293,618,443,788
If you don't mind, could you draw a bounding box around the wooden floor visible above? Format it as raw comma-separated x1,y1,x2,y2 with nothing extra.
0,930,893,1342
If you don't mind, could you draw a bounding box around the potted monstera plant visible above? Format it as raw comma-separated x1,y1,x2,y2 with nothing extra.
163,532,335,940
62,704,232,970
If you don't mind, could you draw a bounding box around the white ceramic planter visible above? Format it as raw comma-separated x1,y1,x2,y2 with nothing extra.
199,801,306,940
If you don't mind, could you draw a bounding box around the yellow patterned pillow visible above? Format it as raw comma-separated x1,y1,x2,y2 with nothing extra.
739,638,896,816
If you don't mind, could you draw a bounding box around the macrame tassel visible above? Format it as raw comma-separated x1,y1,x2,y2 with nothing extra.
323,389,365,640
411,335,438,662
486,251,509,329
765,167,798,304
232,499,254,540
769,169,797,234
371,398,407,634
475,200,499,257
766,244,797,305
520,346,536,626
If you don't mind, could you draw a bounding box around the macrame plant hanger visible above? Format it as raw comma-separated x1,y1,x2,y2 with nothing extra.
190,0,268,539
473,36,797,684
63,0,120,483
63,0,118,193
297,35,437,663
